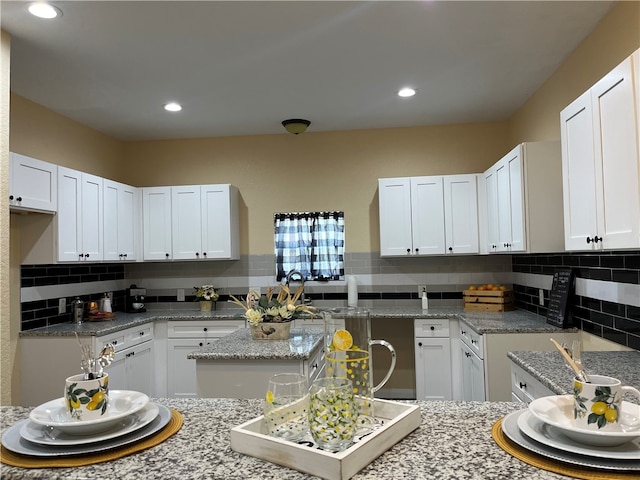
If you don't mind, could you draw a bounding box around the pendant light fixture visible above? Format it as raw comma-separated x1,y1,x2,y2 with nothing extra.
282,119,311,135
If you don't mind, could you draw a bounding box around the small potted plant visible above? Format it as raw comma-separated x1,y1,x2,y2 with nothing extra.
194,285,219,312
229,285,317,339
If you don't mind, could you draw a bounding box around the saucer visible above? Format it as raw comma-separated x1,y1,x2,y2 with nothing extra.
21,402,159,446
528,395,640,447
29,390,149,436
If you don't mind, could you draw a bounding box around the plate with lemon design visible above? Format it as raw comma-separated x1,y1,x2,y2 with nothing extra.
29,390,149,436
528,395,640,447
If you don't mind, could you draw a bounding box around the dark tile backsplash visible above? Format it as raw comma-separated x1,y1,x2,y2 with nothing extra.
20,264,126,330
513,251,640,350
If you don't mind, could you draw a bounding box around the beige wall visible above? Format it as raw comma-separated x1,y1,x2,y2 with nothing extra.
10,94,126,181
509,1,640,144
124,123,509,255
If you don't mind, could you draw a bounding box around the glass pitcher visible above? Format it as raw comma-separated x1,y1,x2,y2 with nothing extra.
322,307,396,433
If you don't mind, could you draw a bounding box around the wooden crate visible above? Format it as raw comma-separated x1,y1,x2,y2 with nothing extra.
230,399,421,480
463,289,515,312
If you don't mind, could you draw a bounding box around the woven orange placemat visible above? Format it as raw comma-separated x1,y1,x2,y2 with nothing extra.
1,408,183,469
492,418,639,480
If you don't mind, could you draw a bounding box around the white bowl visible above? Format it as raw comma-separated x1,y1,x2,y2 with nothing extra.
528,395,640,447
29,390,149,436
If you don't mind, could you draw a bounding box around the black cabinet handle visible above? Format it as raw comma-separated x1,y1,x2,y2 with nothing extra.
586,236,593,244
79,254,84,258
113,340,118,345
203,252,207,257
461,330,466,335
594,236,602,243
415,248,419,253
9,195,13,200
448,246,453,252
406,248,411,253
471,339,477,344
139,331,144,336
418,342,423,347
430,326,435,331
17,197,22,202
465,352,471,358
85,253,90,258
203,327,208,332
165,253,170,258
123,253,127,258
199,342,203,347
196,252,200,257
519,382,527,389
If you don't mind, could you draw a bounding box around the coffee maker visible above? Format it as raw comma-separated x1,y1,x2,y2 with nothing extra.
126,284,147,313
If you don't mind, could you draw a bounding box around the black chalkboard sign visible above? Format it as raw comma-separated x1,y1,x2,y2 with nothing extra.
546,267,575,328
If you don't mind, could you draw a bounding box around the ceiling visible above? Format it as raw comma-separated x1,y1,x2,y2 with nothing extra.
1,1,616,141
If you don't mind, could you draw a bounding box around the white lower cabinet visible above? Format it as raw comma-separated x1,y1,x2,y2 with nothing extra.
95,324,155,396
166,320,244,398
510,362,555,403
459,321,486,401
414,318,453,400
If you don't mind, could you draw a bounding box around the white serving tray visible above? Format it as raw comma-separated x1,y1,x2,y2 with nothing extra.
230,398,421,480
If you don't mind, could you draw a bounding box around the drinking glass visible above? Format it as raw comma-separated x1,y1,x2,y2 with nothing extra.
263,373,309,441
308,377,358,452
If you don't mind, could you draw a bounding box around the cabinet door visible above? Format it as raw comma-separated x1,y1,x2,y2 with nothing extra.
415,338,452,400
411,176,445,255
80,173,104,261
143,187,172,260
57,167,83,261
167,338,208,397
460,341,485,401
201,184,235,259
443,174,479,254
172,186,203,260
378,178,413,256
591,55,640,250
495,146,525,252
484,167,499,252
560,90,599,250
104,351,126,391
104,180,139,261
9,153,57,212
126,342,154,396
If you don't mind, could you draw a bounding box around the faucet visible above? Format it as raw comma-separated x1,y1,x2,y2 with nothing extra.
285,270,306,304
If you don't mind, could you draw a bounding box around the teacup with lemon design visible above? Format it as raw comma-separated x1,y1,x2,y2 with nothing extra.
64,373,109,421
573,374,640,431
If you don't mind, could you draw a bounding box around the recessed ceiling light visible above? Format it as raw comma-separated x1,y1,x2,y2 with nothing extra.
398,87,416,98
28,2,62,19
164,102,182,112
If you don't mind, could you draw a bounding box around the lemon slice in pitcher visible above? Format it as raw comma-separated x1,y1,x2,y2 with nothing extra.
332,329,353,351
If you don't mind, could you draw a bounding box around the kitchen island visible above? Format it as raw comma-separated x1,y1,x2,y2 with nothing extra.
188,327,325,398
1,399,583,480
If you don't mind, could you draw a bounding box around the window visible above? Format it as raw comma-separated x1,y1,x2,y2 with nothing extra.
274,211,345,281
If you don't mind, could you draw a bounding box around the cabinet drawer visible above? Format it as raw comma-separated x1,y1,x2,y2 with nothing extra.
511,364,555,402
126,324,154,347
168,320,244,338
459,321,483,358
96,331,127,352
414,318,449,337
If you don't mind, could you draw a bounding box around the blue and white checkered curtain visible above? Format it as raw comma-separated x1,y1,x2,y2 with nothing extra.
274,212,344,281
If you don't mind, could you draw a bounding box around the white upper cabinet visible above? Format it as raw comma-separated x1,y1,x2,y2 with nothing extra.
103,179,140,261
561,50,640,251
57,166,103,262
9,152,57,213
142,187,173,261
482,142,564,254
379,175,479,256
378,178,414,256
144,184,240,261
172,184,240,260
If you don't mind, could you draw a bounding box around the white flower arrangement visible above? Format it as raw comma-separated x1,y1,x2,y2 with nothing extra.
229,285,317,326
194,285,219,302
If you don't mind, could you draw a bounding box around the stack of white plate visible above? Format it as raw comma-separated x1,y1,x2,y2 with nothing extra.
2,391,172,457
501,395,640,471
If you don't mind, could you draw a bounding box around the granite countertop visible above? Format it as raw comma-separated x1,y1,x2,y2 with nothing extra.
508,350,640,397
187,327,323,361
0,399,576,480
20,306,575,338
